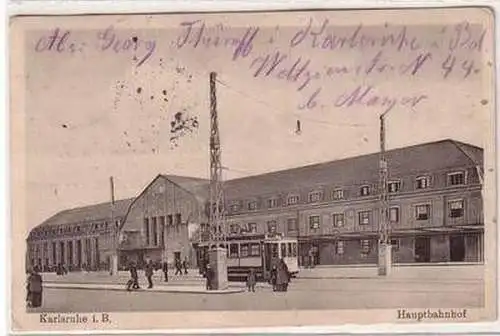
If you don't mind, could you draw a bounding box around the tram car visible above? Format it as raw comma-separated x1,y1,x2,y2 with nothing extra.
196,233,299,281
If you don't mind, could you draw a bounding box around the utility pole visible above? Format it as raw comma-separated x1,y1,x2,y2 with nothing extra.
207,71,228,290
109,176,119,276
377,114,392,276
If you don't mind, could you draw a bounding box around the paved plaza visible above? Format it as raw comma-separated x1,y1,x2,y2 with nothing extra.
27,265,484,312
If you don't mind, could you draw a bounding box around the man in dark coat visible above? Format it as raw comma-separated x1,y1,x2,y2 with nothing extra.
162,260,169,282
205,264,213,290
175,258,183,275
26,267,43,308
127,262,140,290
276,258,290,292
145,260,154,289
246,269,256,292
182,257,189,275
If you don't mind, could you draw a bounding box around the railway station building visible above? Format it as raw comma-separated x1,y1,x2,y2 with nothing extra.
26,139,484,271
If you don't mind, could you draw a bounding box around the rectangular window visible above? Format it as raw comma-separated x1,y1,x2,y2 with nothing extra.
281,243,287,258
292,243,298,257
240,244,249,257
267,220,277,233
388,181,401,193
358,211,371,225
229,244,239,258
152,217,158,246
360,239,371,254
144,218,150,245
415,204,430,220
287,195,299,205
448,172,465,186
390,239,400,251
230,224,240,234
248,223,257,233
336,241,345,255
416,176,430,189
250,243,261,256
248,201,257,210
332,189,344,200
159,216,166,245
287,218,298,232
175,213,182,225
360,185,370,196
230,203,240,212
268,198,279,208
389,207,400,223
309,215,320,230
308,191,322,203
332,213,344,227
449,200,464,218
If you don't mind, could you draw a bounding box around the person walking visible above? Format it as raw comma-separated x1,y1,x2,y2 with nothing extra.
26,267,43,308
145,260,154,289
182,257,189,275
162,260,169,282
127,262,140,290
246,268,256,292
270,265,277,292
174,258,183,276
276,258,290,292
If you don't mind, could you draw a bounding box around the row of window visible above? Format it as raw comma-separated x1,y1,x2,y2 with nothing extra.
143,214,184,246
30,220,121,240
227,242,299,259
227,200,466,234
229,172,467,213
332,239,400,255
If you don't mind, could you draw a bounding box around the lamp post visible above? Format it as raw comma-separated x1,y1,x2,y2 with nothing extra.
377,112,392,276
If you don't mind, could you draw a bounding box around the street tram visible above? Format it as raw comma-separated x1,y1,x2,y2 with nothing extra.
196,233,299,281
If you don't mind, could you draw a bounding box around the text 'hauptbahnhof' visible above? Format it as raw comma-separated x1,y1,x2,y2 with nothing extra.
26,139,484,273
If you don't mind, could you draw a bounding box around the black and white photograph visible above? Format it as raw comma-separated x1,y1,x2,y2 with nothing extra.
10,6,496,332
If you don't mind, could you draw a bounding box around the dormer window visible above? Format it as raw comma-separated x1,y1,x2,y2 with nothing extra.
332,188,344,200
360,185,370,196
287,195,300,205
308,191,323,203
248,201,257,210
448,172,465,186
268,198,279,208
229,203,240,212
416,176,430,189
388,181,401,193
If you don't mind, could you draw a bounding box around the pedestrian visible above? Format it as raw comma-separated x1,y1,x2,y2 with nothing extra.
276,258,290,292
308,248,315,269
162,260,169,282
127,262,140,290
270,265,277,291
145,260,154,289
26,267,43,308
183,257,189,275
205,264,213,290
174,258,183,276
246,268,256,292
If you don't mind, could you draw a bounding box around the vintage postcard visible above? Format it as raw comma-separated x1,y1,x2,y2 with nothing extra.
10,6,497,332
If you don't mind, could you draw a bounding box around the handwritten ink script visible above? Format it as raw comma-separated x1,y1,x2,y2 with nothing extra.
32,17,488,114
35,26,156,67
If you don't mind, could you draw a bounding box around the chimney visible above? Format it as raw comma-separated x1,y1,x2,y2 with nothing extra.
110,176,115,205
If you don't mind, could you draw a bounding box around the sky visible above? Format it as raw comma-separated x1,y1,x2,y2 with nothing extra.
17,8,494,230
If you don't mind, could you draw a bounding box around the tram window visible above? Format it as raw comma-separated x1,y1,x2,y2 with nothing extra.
287,243,292,256
271,244,279,257
281,243,287,258
229,244,239,258
292,243,298,257
250,243,260,256
240,244,249,257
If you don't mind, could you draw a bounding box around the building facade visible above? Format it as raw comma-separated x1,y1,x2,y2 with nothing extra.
26,199,133,272
220,139,484,266
26,139,484,272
